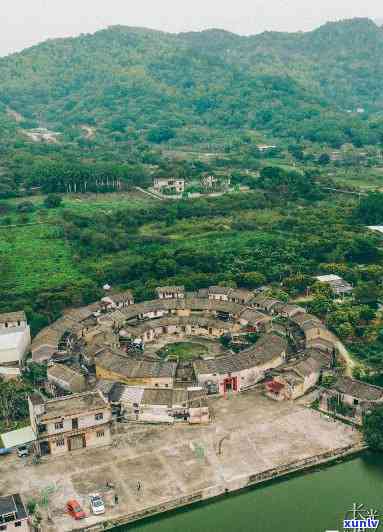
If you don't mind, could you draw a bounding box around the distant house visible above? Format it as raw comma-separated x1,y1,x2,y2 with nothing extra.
320,376,383,425
156,286,185,300
0,311,31,366
153,178,185,194
257,144,277,152
207,286,233,302
315,274,353,296
0,493,30,531
28,390,112,456
200,175,231,191
101,290,134,310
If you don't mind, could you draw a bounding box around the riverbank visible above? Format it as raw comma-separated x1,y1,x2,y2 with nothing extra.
79,441,367,531
115,452,383,532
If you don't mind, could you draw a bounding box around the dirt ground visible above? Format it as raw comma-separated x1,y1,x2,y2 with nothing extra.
0,390,361,531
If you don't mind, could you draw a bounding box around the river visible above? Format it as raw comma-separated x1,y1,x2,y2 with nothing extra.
116,452,383,532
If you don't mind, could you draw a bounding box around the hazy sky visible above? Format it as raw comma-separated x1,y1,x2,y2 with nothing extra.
1,0,382,57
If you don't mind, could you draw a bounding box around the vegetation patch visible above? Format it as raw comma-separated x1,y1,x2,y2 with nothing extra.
157,342,209,361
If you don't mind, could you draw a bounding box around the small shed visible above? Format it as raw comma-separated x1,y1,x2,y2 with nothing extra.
1,426,36,449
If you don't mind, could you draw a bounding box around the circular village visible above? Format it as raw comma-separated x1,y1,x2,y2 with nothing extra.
1,283,382,530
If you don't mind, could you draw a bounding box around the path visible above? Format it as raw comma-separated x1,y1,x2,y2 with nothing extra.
335,339,356,377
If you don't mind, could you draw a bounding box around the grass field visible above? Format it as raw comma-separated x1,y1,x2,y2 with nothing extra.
1,191,156,296
158,342,209,361
0,224,84,293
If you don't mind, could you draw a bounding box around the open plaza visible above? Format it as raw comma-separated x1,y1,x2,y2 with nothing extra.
0,390,361,531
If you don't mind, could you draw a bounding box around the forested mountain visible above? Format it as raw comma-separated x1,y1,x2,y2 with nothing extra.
1,17,383,194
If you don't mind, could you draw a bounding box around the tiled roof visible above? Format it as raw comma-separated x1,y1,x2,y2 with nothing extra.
333,377,383,402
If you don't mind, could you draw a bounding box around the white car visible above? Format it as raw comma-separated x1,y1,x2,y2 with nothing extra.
90,494,105,515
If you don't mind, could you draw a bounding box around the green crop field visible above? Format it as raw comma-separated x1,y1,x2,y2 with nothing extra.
0,224,84,294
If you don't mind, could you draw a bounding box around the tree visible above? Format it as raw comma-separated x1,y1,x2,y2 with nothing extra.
147,127,175,144
356,193,383,225
318,153,330,165
0,380,30,428
237,272,266,289
363,406,383,451
17,201,35,213
44,194,62,209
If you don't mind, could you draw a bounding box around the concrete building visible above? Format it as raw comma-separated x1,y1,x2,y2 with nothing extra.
0,311,30,366
153,178,185,194
28,391,112,456
156,286,185,300
0,494,29,531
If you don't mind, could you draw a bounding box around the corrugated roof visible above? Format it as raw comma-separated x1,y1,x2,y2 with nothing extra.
1,426,36,448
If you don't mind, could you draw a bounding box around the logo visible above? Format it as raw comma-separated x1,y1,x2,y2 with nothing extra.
327,503,380,532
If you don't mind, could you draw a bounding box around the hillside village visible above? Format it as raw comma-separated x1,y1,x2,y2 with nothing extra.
0,280,381,529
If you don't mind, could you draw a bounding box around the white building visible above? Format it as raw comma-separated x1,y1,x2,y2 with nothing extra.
156,286,185,299
153,178,185,194
315,274,353,296
0,311,30,366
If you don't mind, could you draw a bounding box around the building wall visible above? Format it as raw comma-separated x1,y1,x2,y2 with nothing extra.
208,294,229,301
0,326,31,364
189,406,209,424
46,424,111,455
196,352,285,396
0,518,30,531
44,409,112,437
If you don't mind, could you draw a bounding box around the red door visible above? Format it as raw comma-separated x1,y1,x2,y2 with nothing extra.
224,377,238,393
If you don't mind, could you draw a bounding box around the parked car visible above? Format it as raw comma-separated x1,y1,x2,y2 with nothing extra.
66,500,86,520
17,445,29,458
0,448,12,456
90,494,105,515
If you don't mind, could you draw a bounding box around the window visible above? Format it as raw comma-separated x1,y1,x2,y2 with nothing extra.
54,421,64,430
0,525,7,530
56,439,65,447
353,399,359,406
155,383,159,387
95,413,103,421
165,384,169,388
15,522,22,527
96,430,104,438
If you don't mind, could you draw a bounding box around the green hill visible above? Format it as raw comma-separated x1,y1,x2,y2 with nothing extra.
0,17,383,194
